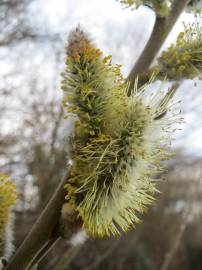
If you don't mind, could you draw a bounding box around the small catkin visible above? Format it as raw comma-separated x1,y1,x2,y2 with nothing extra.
61,26,180,237
0,173,16,266
156,22,202,80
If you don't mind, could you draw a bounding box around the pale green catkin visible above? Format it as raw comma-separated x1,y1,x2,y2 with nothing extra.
61,27,180,237
156,21,202,80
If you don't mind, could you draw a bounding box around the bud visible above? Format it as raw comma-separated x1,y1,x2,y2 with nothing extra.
62,27,180,237
117,0,169,17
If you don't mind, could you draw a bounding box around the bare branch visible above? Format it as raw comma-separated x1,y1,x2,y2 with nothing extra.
160,214,188,270
5,167,77,270
83,239,122,270
53,244,82,270
50,107,64,157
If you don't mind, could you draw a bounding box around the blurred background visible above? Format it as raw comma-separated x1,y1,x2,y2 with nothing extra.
1,0,202,269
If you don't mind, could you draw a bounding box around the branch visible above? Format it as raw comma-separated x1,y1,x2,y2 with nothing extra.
50,107,64,157
5,167,72,270
0,30,62,47
83,238,122,270
160,206,193,270
28,237,60,270
127,0,189,91
53,244,82,270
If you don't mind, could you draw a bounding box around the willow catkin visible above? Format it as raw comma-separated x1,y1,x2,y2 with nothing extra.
156,22,202,80
0,173,16,267
61,27,180,237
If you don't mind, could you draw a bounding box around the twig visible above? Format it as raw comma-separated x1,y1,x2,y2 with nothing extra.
5,167,71,270
50,106,64,157
28,236,60,270
83,238,122,270
160,167,202,270
127,0,189,93
160,210,191,270
53,244,83,270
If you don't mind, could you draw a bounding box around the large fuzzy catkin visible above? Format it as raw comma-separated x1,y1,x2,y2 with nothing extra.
0,173,16,266
62,27,179,237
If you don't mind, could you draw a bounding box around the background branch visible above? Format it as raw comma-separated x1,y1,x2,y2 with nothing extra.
53,244,83,270
5,167,72,270
160,212,189,270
